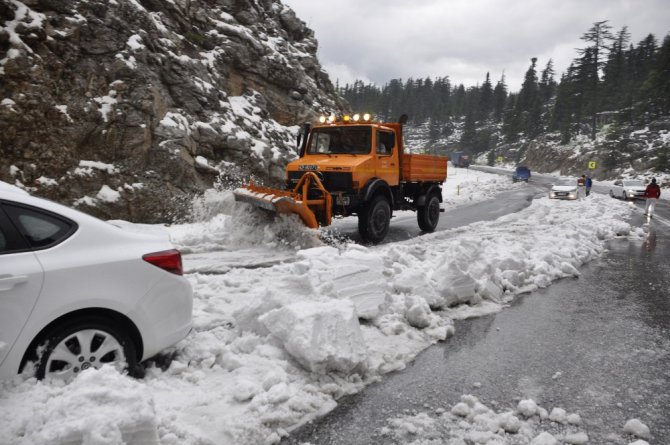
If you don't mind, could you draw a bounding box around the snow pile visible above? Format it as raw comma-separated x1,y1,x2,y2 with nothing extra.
0,174,646,445
382,395,589,445
1,366,158,445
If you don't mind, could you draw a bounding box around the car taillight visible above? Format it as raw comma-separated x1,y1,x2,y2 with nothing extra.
142,249,183,275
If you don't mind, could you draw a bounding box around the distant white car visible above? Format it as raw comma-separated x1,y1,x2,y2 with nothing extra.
549,179,578,200
609,179,646,200
0,181,192,380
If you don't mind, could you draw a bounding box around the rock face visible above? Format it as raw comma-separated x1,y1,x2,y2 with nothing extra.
0,0,346,222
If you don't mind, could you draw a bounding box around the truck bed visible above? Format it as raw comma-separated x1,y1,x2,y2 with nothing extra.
402,154,448,182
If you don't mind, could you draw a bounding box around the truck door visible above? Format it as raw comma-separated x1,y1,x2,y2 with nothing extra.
375,129,399,186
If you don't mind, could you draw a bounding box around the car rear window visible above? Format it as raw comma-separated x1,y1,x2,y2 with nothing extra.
2,202,77,249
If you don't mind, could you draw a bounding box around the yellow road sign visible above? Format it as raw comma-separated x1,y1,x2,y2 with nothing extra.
497,156,503,163
588,161,597,169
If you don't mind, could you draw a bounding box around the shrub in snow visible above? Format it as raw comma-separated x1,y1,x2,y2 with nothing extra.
623,418,651,439
259,300,368,374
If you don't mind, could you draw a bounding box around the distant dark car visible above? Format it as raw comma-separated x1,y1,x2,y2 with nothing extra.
513,166,531,182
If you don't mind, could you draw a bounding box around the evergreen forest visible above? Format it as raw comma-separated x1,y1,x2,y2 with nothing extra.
339,22,670,169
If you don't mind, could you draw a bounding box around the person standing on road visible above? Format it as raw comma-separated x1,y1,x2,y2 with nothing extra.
577,175,586,200
644,178,661,216
585,175,593,196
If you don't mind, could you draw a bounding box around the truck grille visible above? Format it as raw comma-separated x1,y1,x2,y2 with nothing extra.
288,171,353,192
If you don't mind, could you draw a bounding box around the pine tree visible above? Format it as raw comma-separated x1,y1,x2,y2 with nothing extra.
576,21,614,139
602,27,631,112
477,72,494,121
461,111,476,148
492,73,507,123
539,59,557,103
640,34,670,115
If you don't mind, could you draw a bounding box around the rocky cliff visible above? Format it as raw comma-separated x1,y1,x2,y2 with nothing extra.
0,0,346,222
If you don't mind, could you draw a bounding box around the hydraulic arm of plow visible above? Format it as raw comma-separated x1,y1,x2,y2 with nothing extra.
233,172,332,229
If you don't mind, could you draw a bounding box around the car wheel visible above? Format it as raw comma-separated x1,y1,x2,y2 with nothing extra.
34,316,139,380
417,193,440,232
609,190,614,197
622,191,627,200
358,195,390,244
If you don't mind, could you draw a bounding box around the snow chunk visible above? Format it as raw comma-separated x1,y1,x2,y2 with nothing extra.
74,160,119,176
517,399,539,417
531,432,558,445
623,418,651,439
562,431,589,444
404,295,432,329
35,176,58,187
126,34,144,50
93,90,118,122
548,407,568,423
260,300,367,374
96,185,121,203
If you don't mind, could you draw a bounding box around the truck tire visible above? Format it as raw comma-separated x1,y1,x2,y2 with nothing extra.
358,195,391,244
417,193,440,232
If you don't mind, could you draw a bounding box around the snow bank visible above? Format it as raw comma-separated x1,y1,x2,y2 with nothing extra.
1,366,158,445
0,172,646,445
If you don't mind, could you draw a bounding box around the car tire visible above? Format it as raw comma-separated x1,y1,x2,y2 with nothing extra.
609,190,614,197
622,191,627,200
417,193,440,232
33,316,139,380
358,195,391,244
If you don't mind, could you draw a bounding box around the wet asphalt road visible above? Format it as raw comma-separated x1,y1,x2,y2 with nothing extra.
285,173,670,444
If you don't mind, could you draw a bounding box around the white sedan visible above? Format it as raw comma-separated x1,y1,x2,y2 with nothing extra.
0,182,192,380
549,179,578,200
609,179,646,200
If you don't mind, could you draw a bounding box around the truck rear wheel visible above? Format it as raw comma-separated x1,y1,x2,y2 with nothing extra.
417,193,440,232
358,195,390,244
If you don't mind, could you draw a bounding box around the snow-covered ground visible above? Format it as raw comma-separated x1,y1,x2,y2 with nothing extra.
0,170,654,445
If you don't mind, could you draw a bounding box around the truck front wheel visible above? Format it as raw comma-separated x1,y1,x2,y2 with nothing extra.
417,193,441,232
358,195,391,244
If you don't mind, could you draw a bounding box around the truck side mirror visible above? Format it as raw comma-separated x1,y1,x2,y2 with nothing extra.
298,123,311,157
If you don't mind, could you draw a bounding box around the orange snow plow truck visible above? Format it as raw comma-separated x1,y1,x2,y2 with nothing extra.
233,114,448,243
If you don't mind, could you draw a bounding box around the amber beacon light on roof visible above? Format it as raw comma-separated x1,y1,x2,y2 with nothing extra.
233,114,449,244
318,113,372,124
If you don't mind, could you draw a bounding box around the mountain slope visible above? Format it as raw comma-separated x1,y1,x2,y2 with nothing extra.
0,0,346,222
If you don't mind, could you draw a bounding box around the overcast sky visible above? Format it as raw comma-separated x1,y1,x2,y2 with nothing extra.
282,0,670,92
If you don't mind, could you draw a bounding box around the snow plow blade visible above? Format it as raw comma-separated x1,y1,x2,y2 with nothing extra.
233,172,332,229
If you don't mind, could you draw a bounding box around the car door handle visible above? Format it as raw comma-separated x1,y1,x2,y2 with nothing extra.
0,275,29,291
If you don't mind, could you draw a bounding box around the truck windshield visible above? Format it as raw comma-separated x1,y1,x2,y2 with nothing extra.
308,127,372,155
